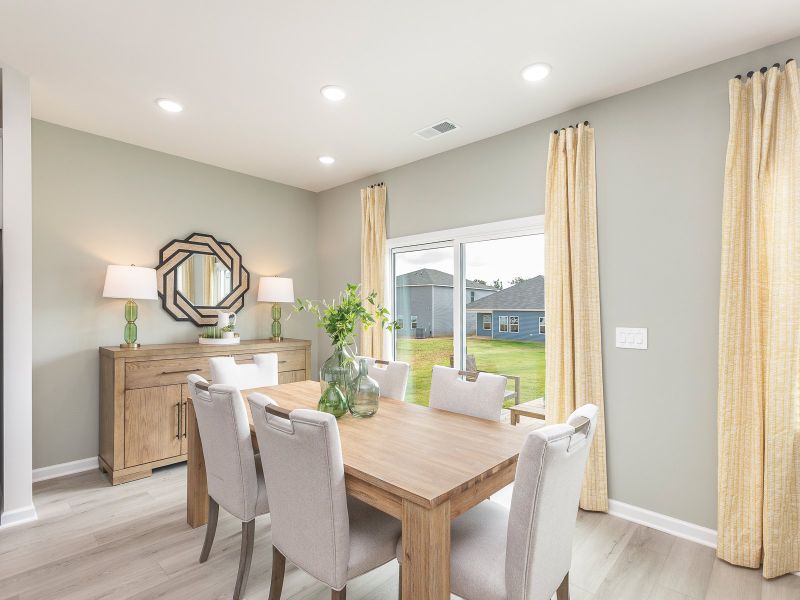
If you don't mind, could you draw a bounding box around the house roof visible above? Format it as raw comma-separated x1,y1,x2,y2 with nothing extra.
395,268,495,290
465,275,544,311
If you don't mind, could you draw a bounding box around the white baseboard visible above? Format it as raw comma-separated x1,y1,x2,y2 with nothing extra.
608,499,718,549
32,456,99,483
0,504,38,529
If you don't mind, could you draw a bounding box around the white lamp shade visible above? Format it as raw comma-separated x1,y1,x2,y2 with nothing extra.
258,276,295,303
102,265,158,300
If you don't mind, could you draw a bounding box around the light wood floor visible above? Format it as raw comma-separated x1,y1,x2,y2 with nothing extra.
1,465,798,600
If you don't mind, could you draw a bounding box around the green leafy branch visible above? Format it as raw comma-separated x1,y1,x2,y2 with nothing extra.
292,283,399,349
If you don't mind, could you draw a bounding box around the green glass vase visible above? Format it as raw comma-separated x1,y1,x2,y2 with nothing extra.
319,345,358,405
318,382,348,419
349,358,380,418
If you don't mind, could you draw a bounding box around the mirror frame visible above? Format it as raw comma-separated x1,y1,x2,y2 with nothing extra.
156,232,250,326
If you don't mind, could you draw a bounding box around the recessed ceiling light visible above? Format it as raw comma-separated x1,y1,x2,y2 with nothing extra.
521,63,551,82
320,85,347,102
318,156,335,165
155,98,183,113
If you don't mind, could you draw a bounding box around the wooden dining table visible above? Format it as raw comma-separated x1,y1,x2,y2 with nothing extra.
185,380,529,600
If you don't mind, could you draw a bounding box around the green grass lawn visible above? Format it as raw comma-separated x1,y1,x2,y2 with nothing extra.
395,336,545,407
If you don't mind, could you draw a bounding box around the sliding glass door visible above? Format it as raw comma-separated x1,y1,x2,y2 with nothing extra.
393,243,454,406
462,234,545,406
389,218,545,409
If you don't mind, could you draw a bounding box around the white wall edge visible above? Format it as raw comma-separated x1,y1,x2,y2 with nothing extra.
32,456,99,483
608,499,718,549
0,504,38,529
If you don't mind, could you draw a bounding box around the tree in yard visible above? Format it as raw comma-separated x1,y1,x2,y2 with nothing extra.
509,276,526,286
492,279,504,290
472,278,487,285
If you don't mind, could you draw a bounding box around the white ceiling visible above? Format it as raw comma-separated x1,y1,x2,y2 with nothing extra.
1,1,798,192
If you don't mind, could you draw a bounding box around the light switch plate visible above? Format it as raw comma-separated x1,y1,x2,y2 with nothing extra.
616,327,648,350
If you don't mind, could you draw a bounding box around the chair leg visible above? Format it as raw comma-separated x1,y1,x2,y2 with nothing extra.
268,546,286,600
331,587,346,600
556,571,569,600
199,496,219,563
233,519,256,600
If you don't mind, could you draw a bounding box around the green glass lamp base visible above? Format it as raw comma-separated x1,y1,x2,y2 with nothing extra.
271,303,283,342
122,299,141,349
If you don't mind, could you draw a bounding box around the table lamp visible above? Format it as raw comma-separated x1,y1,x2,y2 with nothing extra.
103,265,158,348
258,276,295,341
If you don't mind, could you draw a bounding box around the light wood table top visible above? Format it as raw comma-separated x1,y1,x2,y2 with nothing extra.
242,380,529,509
509,398,546,425
186,380,530,599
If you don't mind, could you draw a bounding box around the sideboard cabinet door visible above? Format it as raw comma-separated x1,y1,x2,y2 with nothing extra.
124,385,183,467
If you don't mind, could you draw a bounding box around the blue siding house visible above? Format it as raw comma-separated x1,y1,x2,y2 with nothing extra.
395,268,495,337
467,276,545,342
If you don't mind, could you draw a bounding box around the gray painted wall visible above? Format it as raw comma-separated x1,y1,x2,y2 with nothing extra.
315,36,800,529
32,120,320,469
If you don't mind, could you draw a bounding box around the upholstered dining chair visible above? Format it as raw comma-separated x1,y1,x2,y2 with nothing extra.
187,374,272,600
209,353,279,389
396,404,599,600
356,356,410,401
428,365,507,420
247,393,402,600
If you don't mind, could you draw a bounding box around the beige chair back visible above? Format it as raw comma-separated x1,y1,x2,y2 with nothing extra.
248,393,350,591
356,356,410,401
187,374,260,522
428,365,506,420
209,353,279,389
505,404,599,600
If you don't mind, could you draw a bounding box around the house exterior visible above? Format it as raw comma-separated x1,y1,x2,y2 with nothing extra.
395,268,496,337
465,275,545,342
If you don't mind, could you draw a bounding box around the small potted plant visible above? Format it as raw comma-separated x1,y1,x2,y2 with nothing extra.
293,284,398,417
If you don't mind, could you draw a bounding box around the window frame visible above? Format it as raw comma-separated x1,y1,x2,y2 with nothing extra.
410,315,418,330
509,315,520,333
498,316,509,333
539,316,545,335
482,314,492,331
386,215,544,363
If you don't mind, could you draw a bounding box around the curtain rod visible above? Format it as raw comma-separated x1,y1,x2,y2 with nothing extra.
735,58,794,79
553,121,589,135
368,182,385,188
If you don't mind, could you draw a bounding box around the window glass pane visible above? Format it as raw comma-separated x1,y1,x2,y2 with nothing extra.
463,234,545,408
394,246,454,406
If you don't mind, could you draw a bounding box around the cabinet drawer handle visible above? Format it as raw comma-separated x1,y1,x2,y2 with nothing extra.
161,368,201,375
182,402,187,438
175,402,181,439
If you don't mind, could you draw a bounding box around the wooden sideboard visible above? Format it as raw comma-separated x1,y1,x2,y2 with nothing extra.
99,338,311,485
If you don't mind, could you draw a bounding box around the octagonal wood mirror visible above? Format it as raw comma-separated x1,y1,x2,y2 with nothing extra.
156,232,250,326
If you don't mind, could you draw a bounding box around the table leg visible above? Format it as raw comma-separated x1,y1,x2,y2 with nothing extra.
400,499,450,600
187,399,209,528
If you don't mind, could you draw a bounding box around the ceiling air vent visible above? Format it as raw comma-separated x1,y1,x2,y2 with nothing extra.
414,120,460,140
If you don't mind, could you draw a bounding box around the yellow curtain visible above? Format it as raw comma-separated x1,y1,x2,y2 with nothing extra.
180,256,195,301
359,184,387,358
544,123,608,512
717,61,800,579
203,255,214,305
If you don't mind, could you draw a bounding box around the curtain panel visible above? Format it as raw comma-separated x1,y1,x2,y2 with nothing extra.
544,124,609,512
717,61,800,579
359,184,387,358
